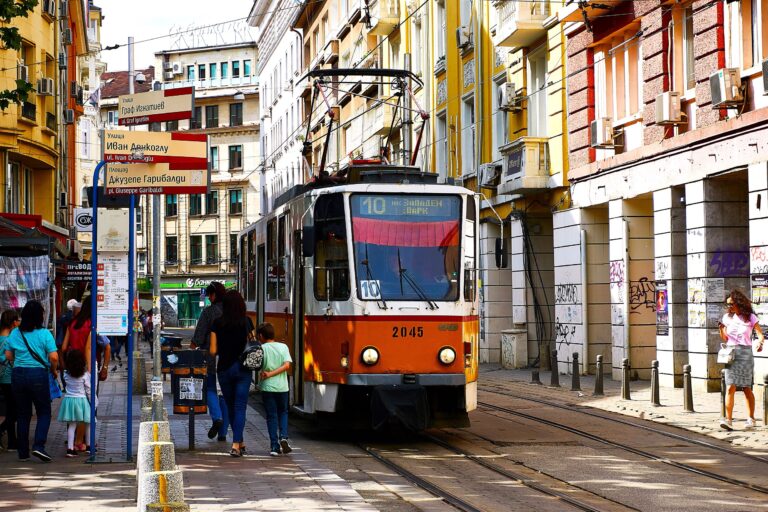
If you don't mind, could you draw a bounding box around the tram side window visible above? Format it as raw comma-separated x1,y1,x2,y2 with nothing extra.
247,231,256,302
314,194,350,301
239,235,248,297
267,217,289,301
464,195,477,301
278,215,290,300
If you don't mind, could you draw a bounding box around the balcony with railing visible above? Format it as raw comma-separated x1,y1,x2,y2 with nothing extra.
363,102,396,137
492,0,549,48
498,136,550,193
365,0,399,36
20,102,36,122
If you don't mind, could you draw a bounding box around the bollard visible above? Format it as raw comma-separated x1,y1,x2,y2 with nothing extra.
593,355,604,396
763,374,768,426
137,441,176,478
550,350,560,387
683,364,694,412
137,469,185,512
531,368,542,385
621,358,631,400
720,369,727,419
138,421,171,446
571,353,581,391
650,360,660,406
146,503,190,512
133,351,148,394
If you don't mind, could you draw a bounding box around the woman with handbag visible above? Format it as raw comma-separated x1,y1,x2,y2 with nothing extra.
718,289,764,430
3,300,59,462
209,290,253,457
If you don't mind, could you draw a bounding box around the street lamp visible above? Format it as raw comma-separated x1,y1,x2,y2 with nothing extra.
233,90,245,101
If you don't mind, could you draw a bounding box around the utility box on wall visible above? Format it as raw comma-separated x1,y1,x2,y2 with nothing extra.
500,328,528,369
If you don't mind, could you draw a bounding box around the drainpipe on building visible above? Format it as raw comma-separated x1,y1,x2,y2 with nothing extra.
623,218,630,363
580,229,588,373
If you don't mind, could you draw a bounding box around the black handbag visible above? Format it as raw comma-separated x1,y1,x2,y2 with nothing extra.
239,318,264,371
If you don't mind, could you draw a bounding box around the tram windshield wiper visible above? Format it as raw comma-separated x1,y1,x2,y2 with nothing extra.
397,248,438,310
363,243,387,309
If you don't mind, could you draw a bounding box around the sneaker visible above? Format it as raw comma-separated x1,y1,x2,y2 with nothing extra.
31,449,52,462
269,450,280,457
745,418,756,429
18,456,30,462
66,449,79,458
279,438,292,454
207,419,223,439
719,418,733,431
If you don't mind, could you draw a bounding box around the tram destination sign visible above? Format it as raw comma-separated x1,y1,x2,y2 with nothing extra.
103,130,208,168
105,163,208,195
117,87,194,126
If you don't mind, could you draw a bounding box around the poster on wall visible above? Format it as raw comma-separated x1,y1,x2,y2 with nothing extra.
656,281,669,335
751,274,768,329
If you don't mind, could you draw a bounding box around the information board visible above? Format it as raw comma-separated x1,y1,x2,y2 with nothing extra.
97,252,129,335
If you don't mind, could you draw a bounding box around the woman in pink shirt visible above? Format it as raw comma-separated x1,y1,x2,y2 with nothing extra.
718,289,764,430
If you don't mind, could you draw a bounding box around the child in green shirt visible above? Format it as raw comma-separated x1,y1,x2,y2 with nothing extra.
257,322,293,456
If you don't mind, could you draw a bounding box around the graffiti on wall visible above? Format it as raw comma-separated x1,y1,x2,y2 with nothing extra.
708,251,749,277
555,318,576,350
554,283,579,304
751,246,768,274
629,278,656,312
609,260,625,284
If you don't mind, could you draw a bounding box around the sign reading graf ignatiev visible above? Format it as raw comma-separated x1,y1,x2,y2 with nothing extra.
117,87,194,126
103,130,207,168
105,163,208,195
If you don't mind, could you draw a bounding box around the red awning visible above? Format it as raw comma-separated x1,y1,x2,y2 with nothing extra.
352,218,459,247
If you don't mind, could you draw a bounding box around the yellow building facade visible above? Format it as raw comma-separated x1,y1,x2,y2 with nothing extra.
0,1,59,222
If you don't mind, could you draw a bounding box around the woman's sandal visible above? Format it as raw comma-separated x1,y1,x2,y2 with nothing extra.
239,446,247,456
229,448,241,457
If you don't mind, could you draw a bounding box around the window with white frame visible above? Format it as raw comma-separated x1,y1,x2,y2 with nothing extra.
412,17,423,77
671,5,696,93
724,0,766,70
461,96,475,176
436,111,447,181
492,78,508,161
593,27,643,123
527,49,547,137
437,1,446,60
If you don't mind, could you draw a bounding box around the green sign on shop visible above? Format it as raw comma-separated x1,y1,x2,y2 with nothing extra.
137,277,237,292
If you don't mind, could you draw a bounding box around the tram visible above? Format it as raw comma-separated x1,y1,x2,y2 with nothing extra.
237,163,480,429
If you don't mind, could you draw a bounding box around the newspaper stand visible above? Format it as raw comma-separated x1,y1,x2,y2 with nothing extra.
169,349,207,450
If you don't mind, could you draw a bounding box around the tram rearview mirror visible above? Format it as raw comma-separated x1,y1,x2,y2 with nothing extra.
302,226,315,257
495,238,508,268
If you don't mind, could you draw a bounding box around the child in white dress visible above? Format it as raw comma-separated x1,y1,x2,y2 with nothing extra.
57,350,93,457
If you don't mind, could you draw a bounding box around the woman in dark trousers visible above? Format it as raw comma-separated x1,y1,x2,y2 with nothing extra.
209,290,253,457
3,300,59,462
0,310,21,449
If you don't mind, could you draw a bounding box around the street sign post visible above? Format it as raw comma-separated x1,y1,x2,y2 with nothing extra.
103,130,208,167
105,162,208,195
117,87,194,126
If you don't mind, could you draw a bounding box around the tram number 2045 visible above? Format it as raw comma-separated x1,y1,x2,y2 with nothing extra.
392,326,424,338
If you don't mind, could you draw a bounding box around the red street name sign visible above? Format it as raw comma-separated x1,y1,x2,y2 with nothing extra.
117,87,194,126
103,131,208,169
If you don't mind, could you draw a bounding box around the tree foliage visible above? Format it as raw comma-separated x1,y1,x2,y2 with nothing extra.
0,0,39,110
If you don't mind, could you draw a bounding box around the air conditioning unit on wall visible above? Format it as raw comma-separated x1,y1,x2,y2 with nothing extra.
172,62,182,75
37,78,54,95
590,117,614,148
63,109,74,124
710,68,743,108
456,26,471,49
478,163,502,189
655,91,684,124
17,64,29,82
498,83,521,112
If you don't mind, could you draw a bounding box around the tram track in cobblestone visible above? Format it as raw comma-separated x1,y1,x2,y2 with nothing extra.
479,386,768,465
359,439,619,512
477,400,768,496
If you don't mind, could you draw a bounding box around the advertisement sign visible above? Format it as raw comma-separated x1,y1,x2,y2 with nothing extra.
63,262,92,282
117,87,194,126
751,274,768,330
656,281,668,335
105,163,208,195
103,130,207,168
73,208,93,232
97,253,129,335
505,146,523,178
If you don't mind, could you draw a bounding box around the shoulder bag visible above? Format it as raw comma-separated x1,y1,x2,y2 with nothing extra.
717,343,735,364
239,318,264,371
19,331,63,399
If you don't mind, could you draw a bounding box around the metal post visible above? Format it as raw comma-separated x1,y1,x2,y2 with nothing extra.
188,407,195,451
152,194,162,379
571,353,581,391
593,355,604,396
650,360,660,406
126,195,135,462
550,350,560,387
531,368,542,385
88,161,107,462
683,364,694,412
621,358,631,400
402,53,412,166
762,374,767,426
720,369,727,419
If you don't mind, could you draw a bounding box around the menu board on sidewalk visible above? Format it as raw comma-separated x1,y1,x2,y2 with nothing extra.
96,252,129,335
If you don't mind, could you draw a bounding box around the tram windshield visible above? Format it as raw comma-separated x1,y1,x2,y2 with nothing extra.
350,194,461,302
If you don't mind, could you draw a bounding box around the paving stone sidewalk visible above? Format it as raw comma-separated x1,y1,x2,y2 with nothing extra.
479,365,768,451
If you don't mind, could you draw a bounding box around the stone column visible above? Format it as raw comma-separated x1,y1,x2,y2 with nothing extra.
479,222,512,364
748,161,768,392
654,187,688,387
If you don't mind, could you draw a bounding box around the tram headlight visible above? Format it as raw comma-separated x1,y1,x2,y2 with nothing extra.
361,346,380,365
438,346,456,365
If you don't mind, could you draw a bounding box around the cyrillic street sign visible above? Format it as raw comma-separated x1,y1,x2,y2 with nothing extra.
103,130,207,168
105,162,208,195
63,261,92,282
117,87,194,126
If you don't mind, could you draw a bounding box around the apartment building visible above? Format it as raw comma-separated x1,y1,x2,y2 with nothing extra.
551,0,768,391
154,42,261,326
248,0,305,212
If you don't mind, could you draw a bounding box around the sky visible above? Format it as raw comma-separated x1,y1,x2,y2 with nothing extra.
98,0,257,73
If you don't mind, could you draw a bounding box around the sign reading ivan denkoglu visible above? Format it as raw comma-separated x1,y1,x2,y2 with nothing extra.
117,87,194,126
103,130,208,168
105,163,208,195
